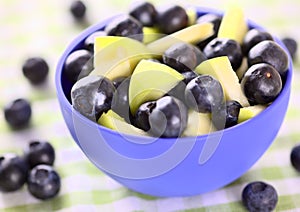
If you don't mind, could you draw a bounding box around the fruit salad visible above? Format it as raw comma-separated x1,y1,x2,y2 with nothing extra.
65,2,289,138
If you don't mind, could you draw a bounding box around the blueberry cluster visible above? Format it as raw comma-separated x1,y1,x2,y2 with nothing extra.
0,141,60,200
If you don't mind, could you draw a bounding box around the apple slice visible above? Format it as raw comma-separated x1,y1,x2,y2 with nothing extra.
183,110,216,137
236,57,248,81
186,7,197,26
238,105,266,123
98,110,148,136
143,27,163,44
195,56,249,106
218,5,248,44
147,23,214,54
90,36,158,80
129,59,184,114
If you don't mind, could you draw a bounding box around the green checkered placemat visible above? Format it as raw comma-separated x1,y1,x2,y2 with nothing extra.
0,0,300,211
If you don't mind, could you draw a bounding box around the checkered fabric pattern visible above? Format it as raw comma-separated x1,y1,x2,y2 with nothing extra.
0,0,299,211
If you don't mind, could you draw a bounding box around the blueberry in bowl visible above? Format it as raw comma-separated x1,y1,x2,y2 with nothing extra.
55,4,292,197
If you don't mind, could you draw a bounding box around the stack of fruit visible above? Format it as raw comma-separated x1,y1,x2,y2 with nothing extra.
66,2,290,138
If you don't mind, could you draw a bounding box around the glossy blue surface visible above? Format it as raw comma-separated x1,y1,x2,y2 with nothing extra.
55,7,292,197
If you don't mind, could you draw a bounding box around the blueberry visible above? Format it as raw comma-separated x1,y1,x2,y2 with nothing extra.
105,15,143,42
84,31,106,52
134,100,156,131
282,37,298,60
203,38,243,71
0,153,28,192
24,141,55,169
129,1,157,27
112,76,128,89
241,63,282,105
167,71,198,102
242,181,278,212
242,29,273,56
248,40,289,78
70,0,86,20
163,43,206,73
27,165,60,200
22,57,49,84
212,100,242,130
196,13,222,50
185,75,224,113
4,98,32,129
156,5,188,34
182,71,198,84
111,77,131,122
64,49,93,84
71,75,115,121
290,144,300,172
148,96,188,138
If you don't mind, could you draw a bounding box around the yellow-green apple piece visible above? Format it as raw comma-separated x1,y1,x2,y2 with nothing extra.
218,5,248,44
129,59,184,114
195,56,249,106
143,27,163,44
98,110,148,136
238,105,266,123
90,36,157,80
147,23,214,54
236,57,248,81
182,110,216,137
186,7,197,26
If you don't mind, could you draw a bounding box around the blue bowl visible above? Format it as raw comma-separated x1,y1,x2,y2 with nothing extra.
55,7,292,197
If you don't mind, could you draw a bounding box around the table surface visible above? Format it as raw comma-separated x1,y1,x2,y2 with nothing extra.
0,0,300,211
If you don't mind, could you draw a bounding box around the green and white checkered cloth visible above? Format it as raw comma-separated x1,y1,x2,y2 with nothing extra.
0,0,300,211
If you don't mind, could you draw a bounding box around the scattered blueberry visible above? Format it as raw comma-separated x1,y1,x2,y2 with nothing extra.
129,1,157,27
204,38,243,71
4,98,32,129
241,63,282,105
290,144,300,172
64,49,93,83
248,40,289,78
27,165,61,200
185,75,224,113
282,37,298,60
105,15,143,42
70,0,86,20
24,141,55,169
156,5,188,34
148,96,188,137
242,181,278,212
242,29,273,55
0,153,28,192
22,57,49,84
71,75,115,121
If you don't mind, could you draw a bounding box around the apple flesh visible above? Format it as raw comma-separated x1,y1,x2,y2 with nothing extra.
182,110,216,137
147,23,214,54
143,27,163,44
218,5,248,44
129,59,184,114
90,36,158,80
195,56,249,107
237,105,266,123
98,110,148,136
